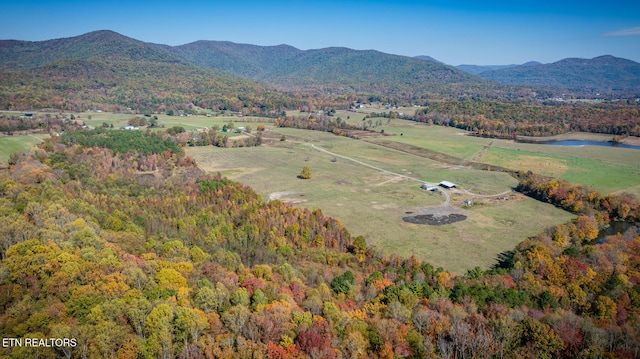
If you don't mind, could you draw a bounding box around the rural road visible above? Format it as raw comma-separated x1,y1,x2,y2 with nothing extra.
306,143,514,206
253,132,512,207
306,143,453,206
29,134,44,142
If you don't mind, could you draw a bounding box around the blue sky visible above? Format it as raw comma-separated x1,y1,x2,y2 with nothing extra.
1,0,639,65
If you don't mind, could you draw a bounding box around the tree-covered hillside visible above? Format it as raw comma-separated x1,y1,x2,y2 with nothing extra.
171,41,302,79
410,99,640,137
0,57,303,113
3,31,640,116
0,30,182,70
0,30,307,113
478,55,640,96
0,30,502,113
173,42,495,100
0,129,639,358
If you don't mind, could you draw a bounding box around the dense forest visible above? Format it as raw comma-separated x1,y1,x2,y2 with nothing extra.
0,58,306,114
404,100,640,138
0,129,639,358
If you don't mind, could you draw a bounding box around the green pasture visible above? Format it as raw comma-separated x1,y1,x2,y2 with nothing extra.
187,127,575,273
369,120,640,197
482,146,640,195
78,112,273,133
0,134,46,165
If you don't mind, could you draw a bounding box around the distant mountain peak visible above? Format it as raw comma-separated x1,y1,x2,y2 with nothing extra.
415,55,442,63
75,29,136,42
0,30,183,69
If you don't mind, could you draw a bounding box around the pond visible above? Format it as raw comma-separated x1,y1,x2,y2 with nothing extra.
541,140,640,150
596,221,639,244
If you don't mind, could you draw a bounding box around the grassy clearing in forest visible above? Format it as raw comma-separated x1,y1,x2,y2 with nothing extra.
190,114,638,272
0,134,46,165
187,126,575,273
3,110,631,273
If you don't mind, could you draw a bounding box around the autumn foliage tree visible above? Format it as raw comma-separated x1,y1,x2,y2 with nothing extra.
298,165,312,179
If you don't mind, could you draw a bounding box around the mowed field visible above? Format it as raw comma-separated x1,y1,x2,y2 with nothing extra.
187,123,576,273
354,113,640,198
0,134,46,165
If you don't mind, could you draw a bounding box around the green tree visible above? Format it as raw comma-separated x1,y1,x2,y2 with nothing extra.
174,306,207,352
194,286,217,313
298,165,312,179
331,270,355,295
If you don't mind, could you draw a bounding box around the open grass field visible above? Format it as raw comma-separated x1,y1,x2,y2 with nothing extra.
188,113,638,272
76,112,272,134
353,114,640,197
187,126,576,273
0,134,46,165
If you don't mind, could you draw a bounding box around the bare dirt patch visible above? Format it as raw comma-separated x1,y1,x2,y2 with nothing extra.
403,206,467,225
268,191,307,204
375,176,404,186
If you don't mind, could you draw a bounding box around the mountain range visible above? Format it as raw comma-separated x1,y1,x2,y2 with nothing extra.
454,62,542,75
473,55,640,95
1,30,639,112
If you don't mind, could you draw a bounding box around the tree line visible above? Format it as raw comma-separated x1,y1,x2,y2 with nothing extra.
402,99,640,138
0,114,76,134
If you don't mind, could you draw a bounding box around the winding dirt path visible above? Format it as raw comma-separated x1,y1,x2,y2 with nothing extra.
306,143,453,205
258,133,511,207
305,143,516,206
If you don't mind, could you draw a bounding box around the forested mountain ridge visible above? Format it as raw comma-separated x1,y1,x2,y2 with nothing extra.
4,30,639,114
414,55,442,63
477,55,640,95
170,40,303,79
0,30,183,70
0,30,497,112
170,39,492,98
0,31,306,113
0,129,639,358
0,57,303,113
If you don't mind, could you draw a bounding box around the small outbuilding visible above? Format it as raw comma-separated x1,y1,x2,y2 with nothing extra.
421,184,438,191
439,181,456,189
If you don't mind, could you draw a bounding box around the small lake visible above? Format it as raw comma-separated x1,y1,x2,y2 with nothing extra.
596,221,639,244
541,140,640,150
